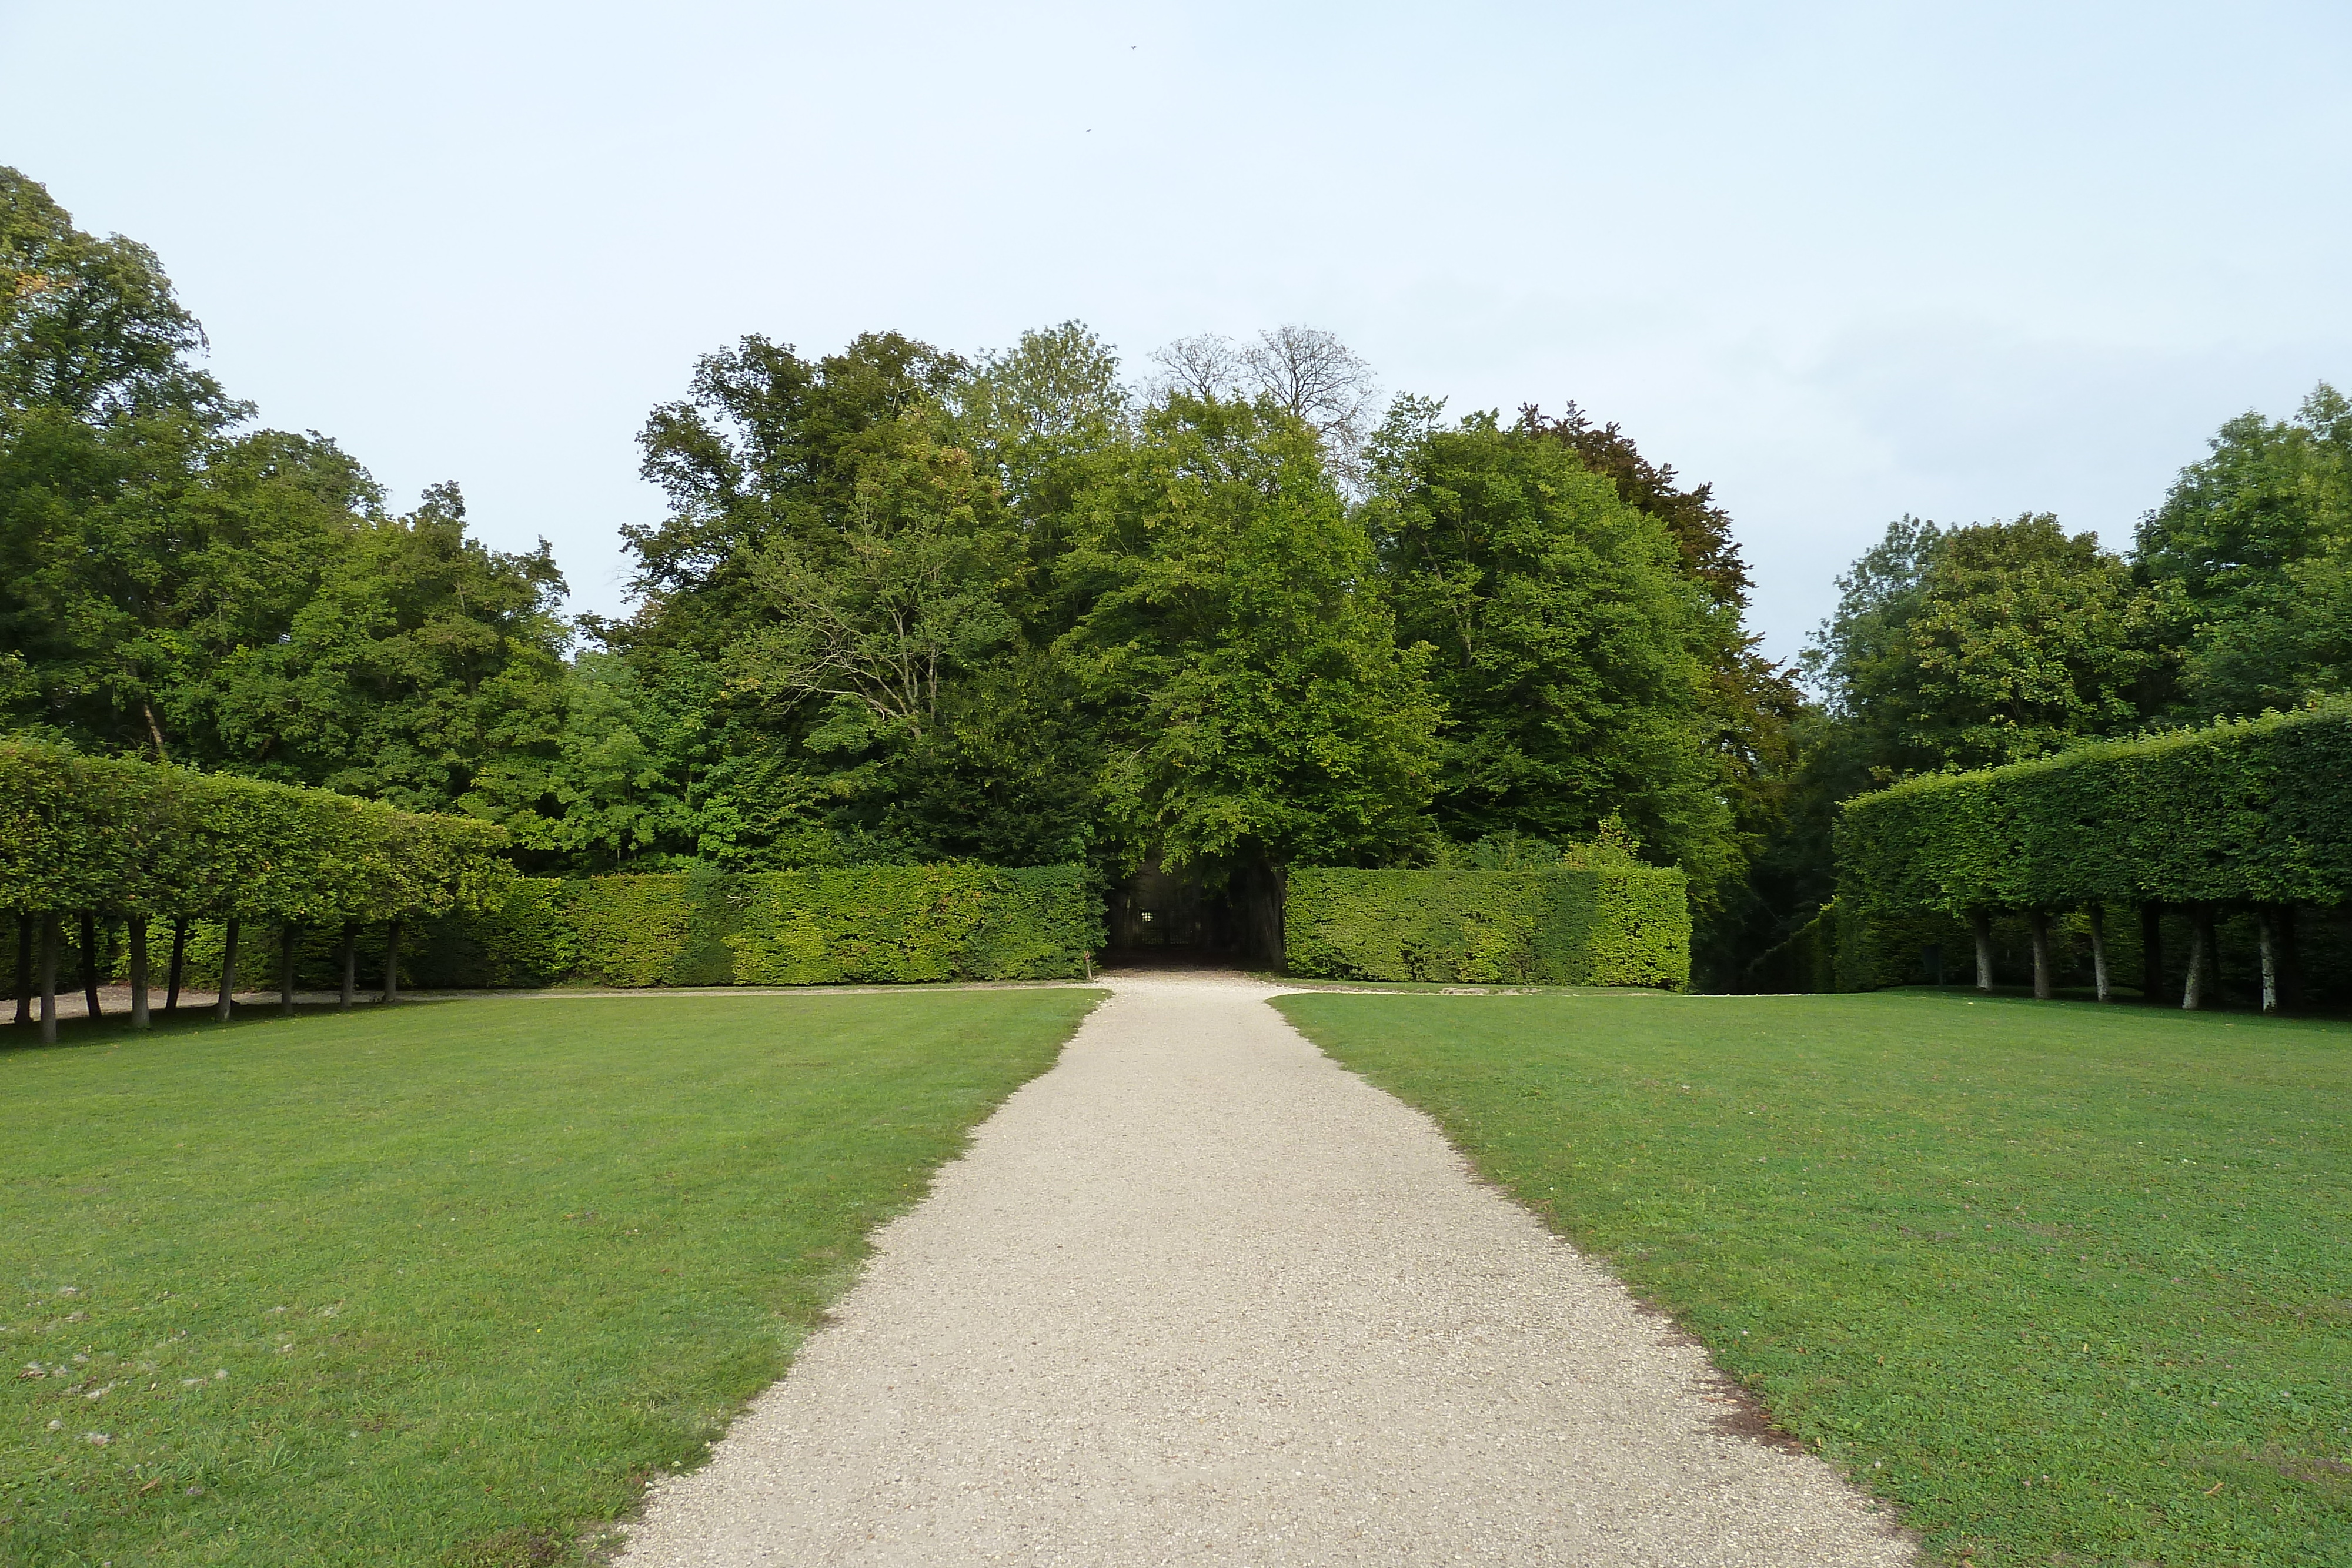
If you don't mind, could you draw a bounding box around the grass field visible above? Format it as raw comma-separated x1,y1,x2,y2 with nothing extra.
0,989,1100,1567
1277,987,2352,1568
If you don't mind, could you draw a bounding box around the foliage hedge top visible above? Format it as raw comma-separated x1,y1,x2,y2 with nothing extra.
1837,700,2352,915
0,738,509,922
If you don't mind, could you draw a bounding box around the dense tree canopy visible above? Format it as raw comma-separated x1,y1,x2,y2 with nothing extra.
1740,380,2352,979
0,168,572,831
1806,514,2164,778
2137,384,2352,719
1062,394,1438,874
25,161,2352,986
1371,410,1736,891
0,163,1821,979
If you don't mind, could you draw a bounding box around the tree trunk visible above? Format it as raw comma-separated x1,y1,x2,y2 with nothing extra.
383,920,402,1005
2140,901,2165,1004
279,922,299,1016
79,911,102,1020
165,918,187,1017
2183,906,2217,1011
1969,909,1994,991
216,918,241,1022
2087,903,2110,1003
129,915,150,1029
39,912,60,1044
12,915,29,1027
2258,907,2279,1014
339,924,358,1011
2029,911,2054,999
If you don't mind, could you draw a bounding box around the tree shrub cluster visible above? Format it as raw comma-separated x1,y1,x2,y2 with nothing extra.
2,169,1783,975
1731,385,2352,981
0,737,507,1036
21,161,2352,995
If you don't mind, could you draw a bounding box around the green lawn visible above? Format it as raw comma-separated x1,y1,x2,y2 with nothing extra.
1,989,1100,1567
1277,988,2352,1568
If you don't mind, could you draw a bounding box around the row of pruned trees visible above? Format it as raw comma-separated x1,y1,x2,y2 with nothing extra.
1835,703,2352,1011
2,740,509,1041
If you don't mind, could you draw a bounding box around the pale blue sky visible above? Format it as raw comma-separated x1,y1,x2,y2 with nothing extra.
4,1,2346,658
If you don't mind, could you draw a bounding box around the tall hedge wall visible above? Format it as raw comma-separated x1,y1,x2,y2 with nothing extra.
1838,702,2352,919
0,738,509,924
409,865,1104,988
1283,865,1690,988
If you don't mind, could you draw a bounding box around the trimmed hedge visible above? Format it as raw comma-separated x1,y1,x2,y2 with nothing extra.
1284,865,1690,988
412,865,1104,988
1838,702,2352,920
0,738,508,924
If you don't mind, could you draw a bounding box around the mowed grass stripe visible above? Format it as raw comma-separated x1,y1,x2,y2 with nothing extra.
1277,988,2352,1568
1,989,1101,1567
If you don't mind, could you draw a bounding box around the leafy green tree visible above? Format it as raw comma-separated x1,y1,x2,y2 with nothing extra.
1808,514,2162,778
1,168,574,825
621,331,969,661
2137,383,2352,717
728,423,1015,743
197,482,570,808
1515,400,1805,973
460,652,700,872
954,322,1131,634
1369,408,1739,895
618,329,1104,870
1,167,236,423
1516,402,1752,604
1058,394,1439,886
1,166,246,755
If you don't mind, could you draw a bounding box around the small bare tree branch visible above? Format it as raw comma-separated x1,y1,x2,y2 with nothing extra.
1148,333,1242,403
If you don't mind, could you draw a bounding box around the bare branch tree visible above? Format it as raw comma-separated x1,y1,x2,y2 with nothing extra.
1147,333,1242,403
1241,325,1380,489
1148,325,1383,490
1239,326,1378,442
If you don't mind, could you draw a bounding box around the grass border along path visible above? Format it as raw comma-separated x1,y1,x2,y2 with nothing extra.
1277,987,2352,1568
1,988,1101,1567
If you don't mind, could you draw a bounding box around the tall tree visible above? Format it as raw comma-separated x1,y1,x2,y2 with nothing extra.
1,165,245,754
0,168,573,821
954,322,1131,636
616,329,1102,870
1059,393,1439,896
1148,326,1381,486
1808,514,2161,778
1369,407,1740,894
1514,401,1804,954
198,482,570,808
0,167,236,424
1517,402,1750,605
621,331,969,660
2137,382,2352,718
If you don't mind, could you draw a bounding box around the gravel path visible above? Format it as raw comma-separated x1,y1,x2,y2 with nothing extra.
617,971,1914,1566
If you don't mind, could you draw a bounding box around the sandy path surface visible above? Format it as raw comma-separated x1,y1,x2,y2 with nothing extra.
617,971,1913,1567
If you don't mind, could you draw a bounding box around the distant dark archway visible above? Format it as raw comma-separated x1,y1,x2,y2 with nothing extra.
1105,855,1238,964
1104,854,1284,969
